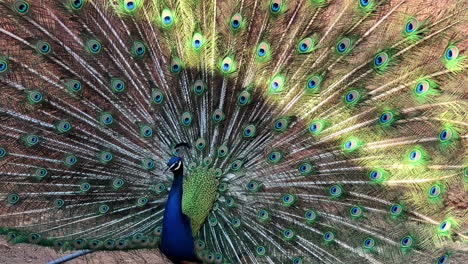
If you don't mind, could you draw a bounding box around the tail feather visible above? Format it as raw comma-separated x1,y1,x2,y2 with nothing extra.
0,0,466,263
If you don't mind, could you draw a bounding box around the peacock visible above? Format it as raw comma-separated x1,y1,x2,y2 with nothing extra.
0,0,466,263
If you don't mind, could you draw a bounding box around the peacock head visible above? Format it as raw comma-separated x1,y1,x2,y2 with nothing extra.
166,156,183,172
166,142,190,173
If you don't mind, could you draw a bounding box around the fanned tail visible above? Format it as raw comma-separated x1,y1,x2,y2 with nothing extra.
0,0,466,263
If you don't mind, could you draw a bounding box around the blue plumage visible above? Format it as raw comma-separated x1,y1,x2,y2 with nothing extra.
160,157,197,263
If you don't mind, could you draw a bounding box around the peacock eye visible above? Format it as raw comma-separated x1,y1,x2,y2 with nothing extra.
111,79,125,92
273,118,288,132
161,9,174,26
375,55,383,65
151,89,164,104
131,41,146,57
142,158,155,169
31,92,42,102
0,59,8,73
267,151,283,163
323,232,334,242
139,125,153,137
66,79,82,93
214,147,227,160
181,112,193,126
281,194,295,206
7,193,20,204
360,0,370,7
408,149,421,161
86,39,102,54
283,229,294,239
125,1,135,10
350,206,363,217
72,0,83,8
414,80,432,96
305,210,317,222
363,238,375,249
379,112,394,124
444,46,459,60
212,109,225,122
230,14,242,30
258,48,265,56
236,90,252,106
329,185,343,197
345,90,360,104
438,128,453,141
373,52,389,69
113,178,124,189
297,38,315,53
256,246,266,256
270,0,283,14
137,197,148,206
170,57,183,73
439,221,450,232
400,236,413,247
242,124,256,137
36,41,52,55
192,79,206,95
336,38,352,53
230,160,243,171
0,148,6,158
308,79,316,88
428,185,441,197
306,76,321,91
270,75,285,93
258,209,270,222
437,255,449,264
390,204,402,215
80,182,90,192
406,21,414,32
99,112,113,125
293,257,303,264
192,33,203,49
220,56,235,73
99,204,110,213
35,168,48,177
256,42,270,59
41,44,50,53
14,1,30,14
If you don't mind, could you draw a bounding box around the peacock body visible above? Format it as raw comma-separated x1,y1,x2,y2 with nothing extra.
0,0,466,263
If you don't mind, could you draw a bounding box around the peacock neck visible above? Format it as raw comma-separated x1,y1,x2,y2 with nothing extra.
161,168,197,262
169,169,184,194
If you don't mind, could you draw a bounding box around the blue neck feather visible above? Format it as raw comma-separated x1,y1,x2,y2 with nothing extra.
160,168,197,263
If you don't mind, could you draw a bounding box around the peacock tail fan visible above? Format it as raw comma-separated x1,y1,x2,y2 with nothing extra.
0,0,466,263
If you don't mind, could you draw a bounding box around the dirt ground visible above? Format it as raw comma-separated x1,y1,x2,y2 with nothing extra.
1,235,467,263
0,236,172,264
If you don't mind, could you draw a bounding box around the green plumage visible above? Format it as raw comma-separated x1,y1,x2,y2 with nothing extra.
182,168,219,235
0,0,466,263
